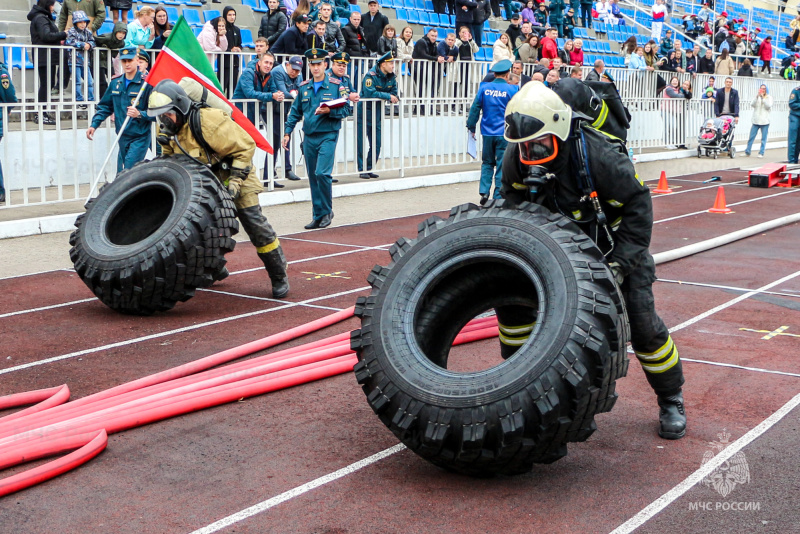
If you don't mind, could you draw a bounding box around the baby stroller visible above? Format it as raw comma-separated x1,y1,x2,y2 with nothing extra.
697,115,736,158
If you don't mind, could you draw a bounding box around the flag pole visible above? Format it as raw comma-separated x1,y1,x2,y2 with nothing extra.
84,83,148,204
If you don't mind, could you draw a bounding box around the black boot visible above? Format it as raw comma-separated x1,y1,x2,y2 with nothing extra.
258,247,290,298
657,389,686,440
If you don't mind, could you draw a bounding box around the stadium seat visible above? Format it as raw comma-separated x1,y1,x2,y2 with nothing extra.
408,10,421,24
602,41,611,53
396,8,408,20
438,14,449,25
242,0,267,12
425,0,434,10
99,21,114,34
3,47,34,70
240,28,255,48
183,9,204,27
0,34,6,40
165,7,180,22
415,0,426,10
192,27,203,37
204,9,221,22
351,4,361,12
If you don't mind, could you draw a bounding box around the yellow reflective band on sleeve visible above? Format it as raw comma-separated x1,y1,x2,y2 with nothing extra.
635,172,643,186
498,322,535,335
512,182,527,190
607,199,623,208
572,209,583,220
635,337,675,361
611,216,622,231
639,347,679,373
591,101,609,129
588,125,622,142
256,239,281,254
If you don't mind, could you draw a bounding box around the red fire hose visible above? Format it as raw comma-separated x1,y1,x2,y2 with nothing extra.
0,305,499,498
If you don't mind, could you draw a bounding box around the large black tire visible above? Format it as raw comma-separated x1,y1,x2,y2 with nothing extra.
351,202,629,476
69,155,239,315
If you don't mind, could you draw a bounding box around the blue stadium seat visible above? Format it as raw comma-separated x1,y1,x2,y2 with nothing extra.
486,32,497,44
192,27,203,37
99,21,114,34
165,7,180,22
203,9,221,22
595,22,606,34
484,20,491,30
415,0,425,10
425,0,434,10
183,0,204,6
557,38,565,47
242,0,267,12
240,28,255,48
438,14,449,25
183,9,204,27
408,10,421,24
0,34,6,40
351,4,361,12
396,8,408,20
602,41,611,53
3,47,34,69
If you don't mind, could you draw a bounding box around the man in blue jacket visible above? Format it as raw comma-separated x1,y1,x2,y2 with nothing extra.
0,60,17,204
466,59,518,204
86,47,154,173
788,85,800,163
283,48,350,229
268,55,304,181
272,14,311,54
233,52,286,185
714,76,739,121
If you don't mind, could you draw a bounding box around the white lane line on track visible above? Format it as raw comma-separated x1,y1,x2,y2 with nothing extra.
189,444,407,534
229,245,393,276
609,391,800,534
680,358,800,378
197,288,346,311
0,298,96,319
0,247,386,319
0,268,72,282
186,270,800,533
654,188,800,224
279,237,375,249
650,180,748,198
656,278,800,300
0,286,369,376
667,270,800,335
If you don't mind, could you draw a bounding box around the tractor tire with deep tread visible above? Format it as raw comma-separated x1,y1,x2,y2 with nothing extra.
69,155,239,315
351,201,629,477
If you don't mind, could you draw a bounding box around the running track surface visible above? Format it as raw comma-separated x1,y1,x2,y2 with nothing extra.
1,169,799,534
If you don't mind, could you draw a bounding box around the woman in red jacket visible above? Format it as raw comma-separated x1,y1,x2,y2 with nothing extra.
569,37,584,65
758,35,773,75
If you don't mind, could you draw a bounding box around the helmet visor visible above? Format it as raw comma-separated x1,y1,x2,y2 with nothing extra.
519,135,558,166
504,112,546,143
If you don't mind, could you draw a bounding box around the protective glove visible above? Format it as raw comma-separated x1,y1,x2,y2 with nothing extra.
226,167,250,201
608,262,625,286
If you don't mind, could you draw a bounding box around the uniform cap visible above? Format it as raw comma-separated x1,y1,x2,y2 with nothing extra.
119,47,138,60
376,51,394,64
368,0,378,4
721,11,728,16
304,48,327,64
289,55,304,69
331,51,351,63
138,49,151,65
491,59,513,73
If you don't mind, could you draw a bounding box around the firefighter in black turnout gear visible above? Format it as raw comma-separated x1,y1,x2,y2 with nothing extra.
147,79,290,298
498,81,686,440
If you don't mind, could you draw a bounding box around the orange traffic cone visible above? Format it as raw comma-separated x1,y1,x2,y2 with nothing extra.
653,171,673,194
708,186,732,214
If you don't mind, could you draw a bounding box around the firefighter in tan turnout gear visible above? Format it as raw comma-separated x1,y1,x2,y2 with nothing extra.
147,79,290,298
498,81,686,440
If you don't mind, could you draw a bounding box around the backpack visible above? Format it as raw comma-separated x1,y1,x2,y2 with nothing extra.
551,78,631,142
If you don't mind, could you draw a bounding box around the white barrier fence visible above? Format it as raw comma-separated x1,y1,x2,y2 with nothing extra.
1,43,797,208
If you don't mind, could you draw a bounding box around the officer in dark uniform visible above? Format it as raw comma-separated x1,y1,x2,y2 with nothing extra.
327,51,359,102
357,51,398,179
498,81,687,440
466,59,519,205
0,59,17,204
788,85,800,163
86,47,154,173
283,49,351,229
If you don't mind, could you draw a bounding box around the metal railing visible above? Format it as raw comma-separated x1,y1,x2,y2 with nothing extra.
1,43,797,209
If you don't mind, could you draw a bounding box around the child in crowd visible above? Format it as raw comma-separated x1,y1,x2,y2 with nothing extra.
65,10,95,103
